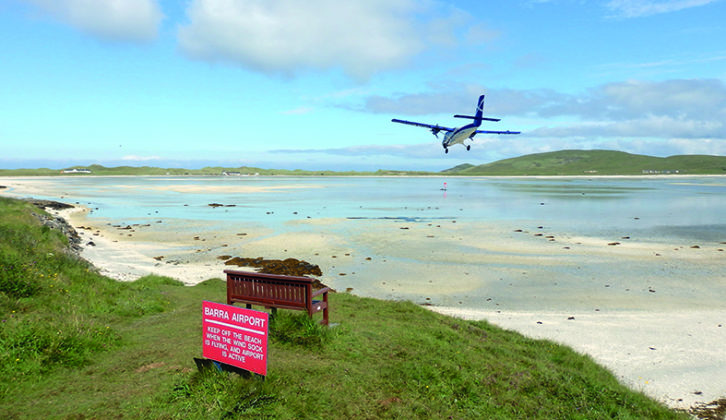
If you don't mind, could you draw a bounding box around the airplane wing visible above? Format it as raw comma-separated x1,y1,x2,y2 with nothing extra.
454,115,501,122
475,129,521,135
391,119,453,132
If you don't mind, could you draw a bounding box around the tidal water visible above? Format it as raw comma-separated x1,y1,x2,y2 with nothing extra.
9,175,726,243
5,175,725,310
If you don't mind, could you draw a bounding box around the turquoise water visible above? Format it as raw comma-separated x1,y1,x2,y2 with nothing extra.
10,175,726,243
5,175,726,311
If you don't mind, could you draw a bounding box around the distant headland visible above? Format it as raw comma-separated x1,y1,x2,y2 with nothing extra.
2,149,725,176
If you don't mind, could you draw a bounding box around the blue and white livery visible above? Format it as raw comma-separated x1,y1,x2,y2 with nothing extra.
391,95,520,153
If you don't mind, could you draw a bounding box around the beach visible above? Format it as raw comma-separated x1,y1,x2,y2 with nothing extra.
2,175,725,410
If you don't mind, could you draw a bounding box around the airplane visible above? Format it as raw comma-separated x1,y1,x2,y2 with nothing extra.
391,95,520,153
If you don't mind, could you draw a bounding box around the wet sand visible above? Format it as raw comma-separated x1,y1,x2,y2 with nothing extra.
3,176,726,410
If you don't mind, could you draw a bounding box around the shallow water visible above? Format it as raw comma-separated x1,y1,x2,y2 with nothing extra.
7,176,726,240
4,176,725,311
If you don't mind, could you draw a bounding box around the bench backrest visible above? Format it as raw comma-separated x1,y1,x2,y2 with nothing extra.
224,270,314,311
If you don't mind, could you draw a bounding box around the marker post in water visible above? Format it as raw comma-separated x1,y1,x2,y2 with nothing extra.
202,300,269,376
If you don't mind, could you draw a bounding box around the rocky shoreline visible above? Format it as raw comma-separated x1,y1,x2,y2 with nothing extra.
25,199,83,253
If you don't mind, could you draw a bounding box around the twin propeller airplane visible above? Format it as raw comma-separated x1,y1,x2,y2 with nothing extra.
392,95,520,153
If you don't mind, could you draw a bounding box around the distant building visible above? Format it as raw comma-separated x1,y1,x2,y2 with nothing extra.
222,171,259,176
61,168,91,174
642,169,680,174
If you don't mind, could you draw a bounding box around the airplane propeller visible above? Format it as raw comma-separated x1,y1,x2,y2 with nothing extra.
431,126,441,138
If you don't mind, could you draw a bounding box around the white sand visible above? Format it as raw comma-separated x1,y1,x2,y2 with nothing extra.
59,207,232,284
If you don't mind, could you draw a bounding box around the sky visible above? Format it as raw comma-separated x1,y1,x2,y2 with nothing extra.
2,0,726,171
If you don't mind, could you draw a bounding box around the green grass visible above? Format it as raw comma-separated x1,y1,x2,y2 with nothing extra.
0,197,175,389
2,149,725,177
0,196,688,419
0,164,435,177
449,149,726,175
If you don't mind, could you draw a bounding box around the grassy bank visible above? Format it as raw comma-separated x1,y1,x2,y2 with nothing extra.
451,150,726,176
0,197,688,419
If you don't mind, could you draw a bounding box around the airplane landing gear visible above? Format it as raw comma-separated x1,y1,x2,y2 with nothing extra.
444,147,449,154
466,145,471,151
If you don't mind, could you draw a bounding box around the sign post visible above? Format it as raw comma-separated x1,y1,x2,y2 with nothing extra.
202,300,269,376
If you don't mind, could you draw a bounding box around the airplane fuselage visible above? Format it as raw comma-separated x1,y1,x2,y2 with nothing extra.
442,124,478,150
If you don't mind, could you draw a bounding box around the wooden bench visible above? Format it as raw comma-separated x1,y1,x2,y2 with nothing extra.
224,270,330,325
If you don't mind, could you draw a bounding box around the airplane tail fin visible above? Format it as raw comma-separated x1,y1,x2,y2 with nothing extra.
474,94,485,123
452,95,498,125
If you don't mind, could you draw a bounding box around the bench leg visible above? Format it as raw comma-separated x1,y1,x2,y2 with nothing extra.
322,291,329,326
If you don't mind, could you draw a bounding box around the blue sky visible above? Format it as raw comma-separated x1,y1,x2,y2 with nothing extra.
2,0,726,171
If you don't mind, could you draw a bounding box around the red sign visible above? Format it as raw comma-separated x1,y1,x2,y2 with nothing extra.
202,301,269,376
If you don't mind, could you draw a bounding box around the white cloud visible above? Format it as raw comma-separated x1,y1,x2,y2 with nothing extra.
617,79,725,116
177,0,486,80
531,116,724,139
606,0,718,18
532,80,726,139
23,0,162,42
362,86,569,116
662,137,726,155
365,92,475,115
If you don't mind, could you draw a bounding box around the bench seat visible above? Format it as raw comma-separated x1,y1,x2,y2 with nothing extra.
224,269,330,325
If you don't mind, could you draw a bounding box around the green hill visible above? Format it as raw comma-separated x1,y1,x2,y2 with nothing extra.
449,150,726,176
442,163,475,173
